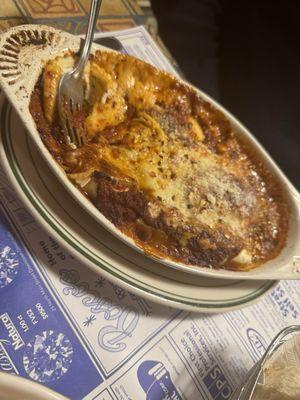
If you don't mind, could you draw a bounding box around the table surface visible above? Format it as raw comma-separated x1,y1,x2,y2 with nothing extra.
0,0,154,34
0,0,178,69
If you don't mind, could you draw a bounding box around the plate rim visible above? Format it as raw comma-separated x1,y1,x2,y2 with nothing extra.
0,372,68,400
0,96,278,312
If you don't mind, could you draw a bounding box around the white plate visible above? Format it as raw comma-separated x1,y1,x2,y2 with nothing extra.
0,25,299,280
0,95,278,312
0,372,68,400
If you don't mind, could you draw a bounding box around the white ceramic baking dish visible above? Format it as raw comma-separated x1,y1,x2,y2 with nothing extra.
0,24,299,280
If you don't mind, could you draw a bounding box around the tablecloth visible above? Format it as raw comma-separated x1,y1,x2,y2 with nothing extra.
0,0,153,33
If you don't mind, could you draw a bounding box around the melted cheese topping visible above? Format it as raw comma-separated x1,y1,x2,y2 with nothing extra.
36,51,288,270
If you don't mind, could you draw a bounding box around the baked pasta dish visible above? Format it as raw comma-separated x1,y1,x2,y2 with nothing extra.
29,51,289,271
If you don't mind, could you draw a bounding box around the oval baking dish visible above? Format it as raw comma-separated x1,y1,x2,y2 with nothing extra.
0,24,299,280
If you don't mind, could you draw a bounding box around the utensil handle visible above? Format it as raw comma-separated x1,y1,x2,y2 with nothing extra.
74,0,102,76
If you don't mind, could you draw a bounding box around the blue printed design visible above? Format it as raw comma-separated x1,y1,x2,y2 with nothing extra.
23,330,73,383
83,315,96,327
137,360,182,400
0,207,103,398
203,365,232,400
60,269,139,352
0,245,19,289
246,328,267,359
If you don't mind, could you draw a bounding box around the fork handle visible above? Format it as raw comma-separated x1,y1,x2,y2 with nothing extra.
74,0,102,77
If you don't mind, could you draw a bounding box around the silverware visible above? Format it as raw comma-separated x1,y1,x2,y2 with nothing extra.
94,36,124,51
231,325,300,400
58,0,102,148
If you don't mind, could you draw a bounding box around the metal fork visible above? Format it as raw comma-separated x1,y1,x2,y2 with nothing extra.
231,325,300,400
58,0,102,148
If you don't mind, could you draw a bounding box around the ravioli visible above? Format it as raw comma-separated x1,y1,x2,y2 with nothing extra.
29,51,289,270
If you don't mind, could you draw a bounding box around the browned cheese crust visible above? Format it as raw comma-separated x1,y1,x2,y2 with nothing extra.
29,51,289,270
